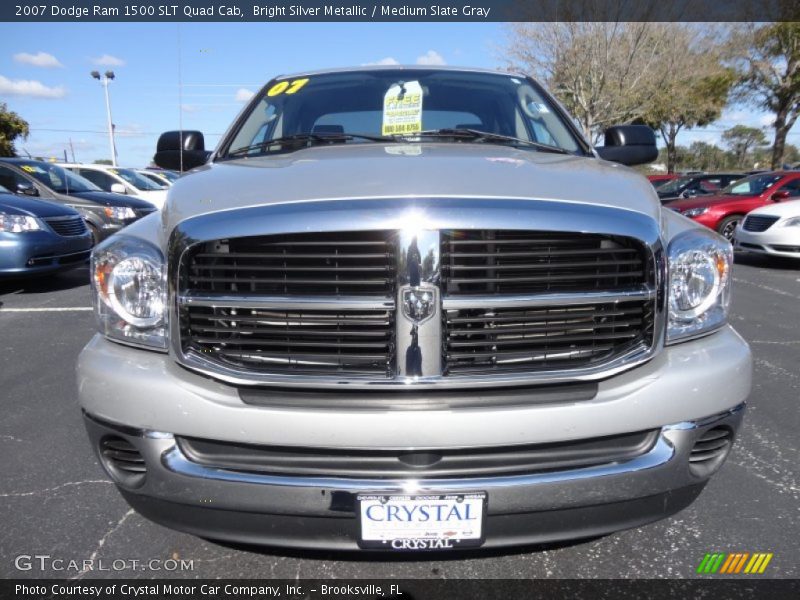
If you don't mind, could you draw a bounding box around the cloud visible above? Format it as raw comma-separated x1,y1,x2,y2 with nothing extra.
0,75,66,98
114,123,145,138
416,50,446,66
363,57,400,66
181,104,200,113
91,54,125,67
235,88,255,102
13,52,63,68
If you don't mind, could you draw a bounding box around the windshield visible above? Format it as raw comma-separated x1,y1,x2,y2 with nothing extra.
658,176,694,195
721,173,782,196
110,168,164,191
18,161,100,194
138,171,170,188
153,170,179,182
222,69,584,158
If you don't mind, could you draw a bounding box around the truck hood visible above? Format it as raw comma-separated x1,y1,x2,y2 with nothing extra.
164,143,660,230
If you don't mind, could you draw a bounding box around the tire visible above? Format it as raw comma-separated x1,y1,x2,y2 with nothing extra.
717,215,743,241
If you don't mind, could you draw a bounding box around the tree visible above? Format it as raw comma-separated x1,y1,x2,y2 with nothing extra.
733,23,800,169
641,25,735,173
502,22,674,141
722,125,768,167
0,103,30,157
93,159,113,165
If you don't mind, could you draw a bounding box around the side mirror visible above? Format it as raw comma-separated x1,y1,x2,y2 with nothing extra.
153,130,210,172
17,182,39,196
771,190,791,202
595,125,658,166
110,183,127,195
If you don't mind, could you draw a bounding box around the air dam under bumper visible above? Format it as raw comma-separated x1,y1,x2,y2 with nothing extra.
81,408,745,550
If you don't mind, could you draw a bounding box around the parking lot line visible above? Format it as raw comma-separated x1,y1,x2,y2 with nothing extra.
0,307,92,312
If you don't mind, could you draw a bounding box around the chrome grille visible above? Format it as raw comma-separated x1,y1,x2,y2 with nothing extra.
742,215,780,232
44,215,87,237
441,230,647,295
187,231,395,295
181,231,396,377
183,305,395,376
444,300,654,374
441,230,655,375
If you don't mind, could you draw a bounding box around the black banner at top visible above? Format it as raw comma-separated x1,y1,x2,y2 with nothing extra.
3,0,800,22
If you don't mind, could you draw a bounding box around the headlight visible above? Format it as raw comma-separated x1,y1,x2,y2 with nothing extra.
779,217,800,227
104,206,136,220
667,229,732,344
91,236,167,350
0,213,42,233
682,207,708,218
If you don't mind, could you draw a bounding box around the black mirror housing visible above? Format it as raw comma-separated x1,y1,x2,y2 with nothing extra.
153,130,211,172
17,182,39,196
595,125,658,166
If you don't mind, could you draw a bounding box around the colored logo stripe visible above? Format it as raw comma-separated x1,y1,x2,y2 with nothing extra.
698,553,773,574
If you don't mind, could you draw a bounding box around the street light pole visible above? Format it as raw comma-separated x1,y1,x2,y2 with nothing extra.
91,70,117,166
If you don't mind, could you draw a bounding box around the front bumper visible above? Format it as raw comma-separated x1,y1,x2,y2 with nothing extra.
83,405,743,549
77,326,751,549
0,229,92,275
734,226,800,258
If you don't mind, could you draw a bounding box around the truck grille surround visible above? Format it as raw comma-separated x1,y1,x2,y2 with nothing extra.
177,225,658,384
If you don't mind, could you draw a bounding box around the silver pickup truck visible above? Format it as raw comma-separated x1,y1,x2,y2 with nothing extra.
77,66,751,551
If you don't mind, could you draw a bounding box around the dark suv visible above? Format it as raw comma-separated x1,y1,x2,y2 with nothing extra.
0,158,157,244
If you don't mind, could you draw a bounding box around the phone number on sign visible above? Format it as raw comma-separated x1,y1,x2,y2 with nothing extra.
14,4,244,18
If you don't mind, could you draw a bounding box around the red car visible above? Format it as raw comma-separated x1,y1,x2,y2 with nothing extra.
647,173,680,189
666,171,800,240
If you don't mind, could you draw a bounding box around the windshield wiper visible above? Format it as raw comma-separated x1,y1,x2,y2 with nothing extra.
226,132,395,157
400,128,572,155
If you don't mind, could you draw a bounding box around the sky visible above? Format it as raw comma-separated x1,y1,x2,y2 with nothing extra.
1,22,797,167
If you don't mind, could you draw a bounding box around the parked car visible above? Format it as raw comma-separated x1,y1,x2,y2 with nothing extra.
0,184,93,277
59,163,168,210
668,171,800,240
144,168,180,184
77,66,750,551
656,173,743,203
646,174,679,189
0,158,157,244
734,199,800,260
136,169,171,188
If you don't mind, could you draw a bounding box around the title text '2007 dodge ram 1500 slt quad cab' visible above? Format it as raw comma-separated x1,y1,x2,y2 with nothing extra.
77,66,751,551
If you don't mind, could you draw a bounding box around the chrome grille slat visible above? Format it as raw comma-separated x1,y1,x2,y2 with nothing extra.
181,230,397,377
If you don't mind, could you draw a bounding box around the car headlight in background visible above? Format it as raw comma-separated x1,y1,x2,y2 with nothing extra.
103,206,136,220
681,207,708,218
0,213,42,233
91,236,167,350
779,217,800,227
667,228,732,343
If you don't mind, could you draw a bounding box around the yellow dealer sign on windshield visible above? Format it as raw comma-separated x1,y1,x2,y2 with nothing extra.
382,81,423,136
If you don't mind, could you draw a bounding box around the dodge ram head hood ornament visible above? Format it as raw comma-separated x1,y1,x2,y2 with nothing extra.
402,287,437,324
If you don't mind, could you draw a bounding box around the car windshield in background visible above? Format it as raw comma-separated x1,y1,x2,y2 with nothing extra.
18,161,100,194
222,69,584,158
722,173,782,196
658,176,694,194
112,168,164,191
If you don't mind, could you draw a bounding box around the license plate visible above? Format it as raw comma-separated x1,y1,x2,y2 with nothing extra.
357,492,486,550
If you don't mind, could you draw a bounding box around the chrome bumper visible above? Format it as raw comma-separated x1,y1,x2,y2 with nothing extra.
83,404,744,548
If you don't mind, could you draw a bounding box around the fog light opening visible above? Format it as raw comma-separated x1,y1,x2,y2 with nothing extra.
688,427,733,478
99,435,147,488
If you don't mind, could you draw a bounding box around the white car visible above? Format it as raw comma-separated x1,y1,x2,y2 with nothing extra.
59,164,168,210
137,169,179,188
734,199,800,259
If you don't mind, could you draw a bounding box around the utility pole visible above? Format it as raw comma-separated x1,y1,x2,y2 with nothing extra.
91,70,118,166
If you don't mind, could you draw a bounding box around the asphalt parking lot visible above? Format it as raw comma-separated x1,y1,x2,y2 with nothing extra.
0,254,798,580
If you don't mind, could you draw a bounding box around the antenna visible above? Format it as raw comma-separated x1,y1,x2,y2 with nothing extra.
177,23,184,172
